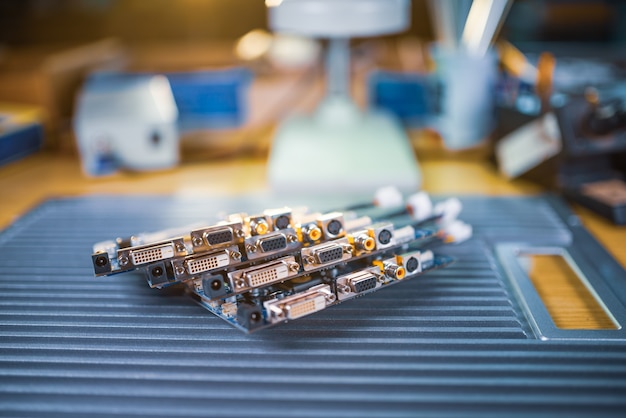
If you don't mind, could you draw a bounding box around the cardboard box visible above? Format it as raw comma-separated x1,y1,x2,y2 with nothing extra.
0,39,127,149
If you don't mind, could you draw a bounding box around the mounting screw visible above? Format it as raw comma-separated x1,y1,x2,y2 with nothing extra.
192,236,203,247
246,244,257,253
230,251,242,260
175,266,185,276
118,256,129,267
287,234,298,243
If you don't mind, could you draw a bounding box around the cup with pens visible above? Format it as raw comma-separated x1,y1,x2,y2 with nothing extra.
428,0,512,150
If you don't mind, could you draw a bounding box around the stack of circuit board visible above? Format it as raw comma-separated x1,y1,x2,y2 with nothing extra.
91,192,469,333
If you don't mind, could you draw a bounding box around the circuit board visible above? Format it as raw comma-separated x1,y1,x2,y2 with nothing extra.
90,190,467,332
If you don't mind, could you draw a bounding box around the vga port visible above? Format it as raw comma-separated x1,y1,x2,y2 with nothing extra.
130,244,175,265
205,228,233,246
244,228,300,261
301,237,351,271
336,267,381,300
349,272,378,293
185,253,230,275
191,222,243,250
258,234,287,252
315,244,344,264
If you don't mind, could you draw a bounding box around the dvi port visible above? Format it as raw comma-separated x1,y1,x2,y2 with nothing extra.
130,244,175,265
186,253,230,275
314,244,344,264
246,263,290,287
258,234,287,252
264,284,332,322
229,256,299,292
287,295,326,320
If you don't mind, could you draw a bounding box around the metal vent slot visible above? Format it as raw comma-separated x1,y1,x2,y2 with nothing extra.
497,244,626,340
523,253,618,330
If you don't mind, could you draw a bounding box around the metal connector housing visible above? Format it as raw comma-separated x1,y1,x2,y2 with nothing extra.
368,222,395,250
227,256,299,294
190,221,244,252
172,245,241,280
247,214,270,236
316,212,345,239
186,253,230,275
375,256,406,281
349,229,377,256
263,284,334,323
264,207,293,231
117,238,187,270
301,237,352,271
399,250,422,277
336,267,382,301
244,228,300,260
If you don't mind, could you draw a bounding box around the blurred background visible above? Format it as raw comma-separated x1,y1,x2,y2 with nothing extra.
1,0,626,223
2,0,625,150
2,0,625,45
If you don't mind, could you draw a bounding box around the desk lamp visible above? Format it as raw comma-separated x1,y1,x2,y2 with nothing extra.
266,0,421,194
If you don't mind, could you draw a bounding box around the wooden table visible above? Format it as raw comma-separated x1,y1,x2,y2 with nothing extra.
2,150,622,261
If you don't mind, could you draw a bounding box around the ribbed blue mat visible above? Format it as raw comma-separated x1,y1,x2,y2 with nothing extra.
0,195,624,417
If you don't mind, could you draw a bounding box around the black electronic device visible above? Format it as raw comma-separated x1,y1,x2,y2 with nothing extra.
555,86,626,224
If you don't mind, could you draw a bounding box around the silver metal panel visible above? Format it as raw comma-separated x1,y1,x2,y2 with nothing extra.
497,244,626,341
0,195,625,417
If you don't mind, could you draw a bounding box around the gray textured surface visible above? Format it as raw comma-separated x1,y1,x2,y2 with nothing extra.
1,195,625,417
